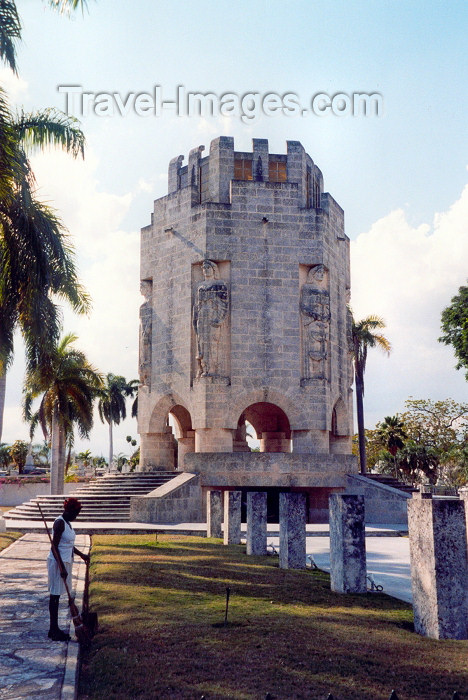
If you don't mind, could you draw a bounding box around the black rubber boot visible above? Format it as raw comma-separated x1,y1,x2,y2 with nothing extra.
48,595,71,641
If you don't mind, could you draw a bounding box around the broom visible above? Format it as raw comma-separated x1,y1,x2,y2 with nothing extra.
38,502,91,645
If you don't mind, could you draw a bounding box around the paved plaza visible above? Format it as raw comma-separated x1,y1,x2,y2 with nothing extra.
0,525,411,699
0,533,89,700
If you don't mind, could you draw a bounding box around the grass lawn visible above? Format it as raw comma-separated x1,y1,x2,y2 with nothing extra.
0,531,22,552
79,535,468,700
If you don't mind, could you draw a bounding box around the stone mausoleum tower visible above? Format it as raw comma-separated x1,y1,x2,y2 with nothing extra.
138,137,357,521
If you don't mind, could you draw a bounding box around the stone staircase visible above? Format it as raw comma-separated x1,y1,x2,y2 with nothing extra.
5,472,179,522
364,473,418,495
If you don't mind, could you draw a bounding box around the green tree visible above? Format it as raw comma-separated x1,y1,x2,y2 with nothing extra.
376,415,407,477
439,282,468,381
23,333,102,493
351,314,391,474
0,442,11,470
9,438,27,473
97,374,138,470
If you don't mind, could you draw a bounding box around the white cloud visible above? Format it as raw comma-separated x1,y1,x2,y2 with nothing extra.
0,68,29,103
351,181,468,428
2,149,141,457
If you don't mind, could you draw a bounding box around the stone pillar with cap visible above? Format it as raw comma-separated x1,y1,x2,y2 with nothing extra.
279,492,306,569
408,491,468,639
223,490,242,545
329,494,366,593
246,492,267,556
207,489,223,538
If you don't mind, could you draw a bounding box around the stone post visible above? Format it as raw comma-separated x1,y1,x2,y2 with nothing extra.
223,490,242,545
207,490,223,538
279,492,306,569
458,487,468,543
329,494,366,593
246,492,267,556
0,516,6,533
408,493,468,639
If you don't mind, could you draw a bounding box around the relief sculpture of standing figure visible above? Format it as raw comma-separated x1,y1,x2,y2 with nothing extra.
193,260,229,377
139,280,153,387
301,264,331,380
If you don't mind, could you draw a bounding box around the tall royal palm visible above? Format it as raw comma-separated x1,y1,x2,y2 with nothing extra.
97,374,139,470
0,90,88,440
24,333,102,493
352,314,391,474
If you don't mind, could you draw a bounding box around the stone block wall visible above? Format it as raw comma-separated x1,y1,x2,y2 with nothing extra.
130,473,203,523
346,474,411,525
138,137,354,495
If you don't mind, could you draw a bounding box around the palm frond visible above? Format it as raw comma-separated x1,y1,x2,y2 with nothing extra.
13,108,85,158
0,0,21,74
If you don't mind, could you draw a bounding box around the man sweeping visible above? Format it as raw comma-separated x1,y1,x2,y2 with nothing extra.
47,497,89,641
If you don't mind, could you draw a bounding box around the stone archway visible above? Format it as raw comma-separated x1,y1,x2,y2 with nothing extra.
237,402,292,453
329,397,351,454
169,404,195,468
139,395,195,471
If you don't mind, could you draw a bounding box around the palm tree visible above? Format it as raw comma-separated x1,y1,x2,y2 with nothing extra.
352,314,391,474
23,333,102,493
0,91,88,441
97,374,139,470
376,415,407,478
0,0,88,76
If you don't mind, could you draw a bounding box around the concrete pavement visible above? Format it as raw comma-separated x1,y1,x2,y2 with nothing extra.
0,533,89,700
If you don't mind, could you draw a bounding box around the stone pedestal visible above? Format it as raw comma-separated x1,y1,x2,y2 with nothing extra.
224,490,242,545
246,492,267,556
279,492,306,569
408,493,468,639
0,516,6,533
207,489,223,538
329,494,366,593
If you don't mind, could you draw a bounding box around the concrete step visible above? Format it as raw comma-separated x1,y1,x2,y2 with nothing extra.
5,471,179,523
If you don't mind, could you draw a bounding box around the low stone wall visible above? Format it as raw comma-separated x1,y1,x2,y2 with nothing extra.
0,482,81,507
346,474,410,525
130,473,203,523
183,452,357,489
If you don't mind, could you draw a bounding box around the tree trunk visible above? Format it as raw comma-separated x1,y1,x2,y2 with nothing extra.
108,419,113,471
355,373,367,474
0,371,6,442
50,411,66,494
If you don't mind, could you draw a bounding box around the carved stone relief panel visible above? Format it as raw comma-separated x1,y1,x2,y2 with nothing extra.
300,264,331,383
191,259,230,383
139,279,153,388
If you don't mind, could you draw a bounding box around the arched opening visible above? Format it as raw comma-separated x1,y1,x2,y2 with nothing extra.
236,402,291,453
329,397,350,454
167,404,195,469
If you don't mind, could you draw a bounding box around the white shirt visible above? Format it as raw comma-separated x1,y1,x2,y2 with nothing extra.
47,515,76,564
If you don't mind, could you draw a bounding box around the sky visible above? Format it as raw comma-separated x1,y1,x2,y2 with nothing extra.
2,0,468,458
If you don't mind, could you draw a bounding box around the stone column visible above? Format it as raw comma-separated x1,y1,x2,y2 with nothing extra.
207,490,223,538
246,492,267,556
224,490,242,545
139,430,176,471
329,494,366,593
279,492,306,569
259,432,291,453
0,516,6,532
458,487,468,543
195,428,233,453
177,431,195,469
408,493,468,639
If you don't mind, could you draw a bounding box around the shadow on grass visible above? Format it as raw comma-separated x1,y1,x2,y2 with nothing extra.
79,536,468,700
